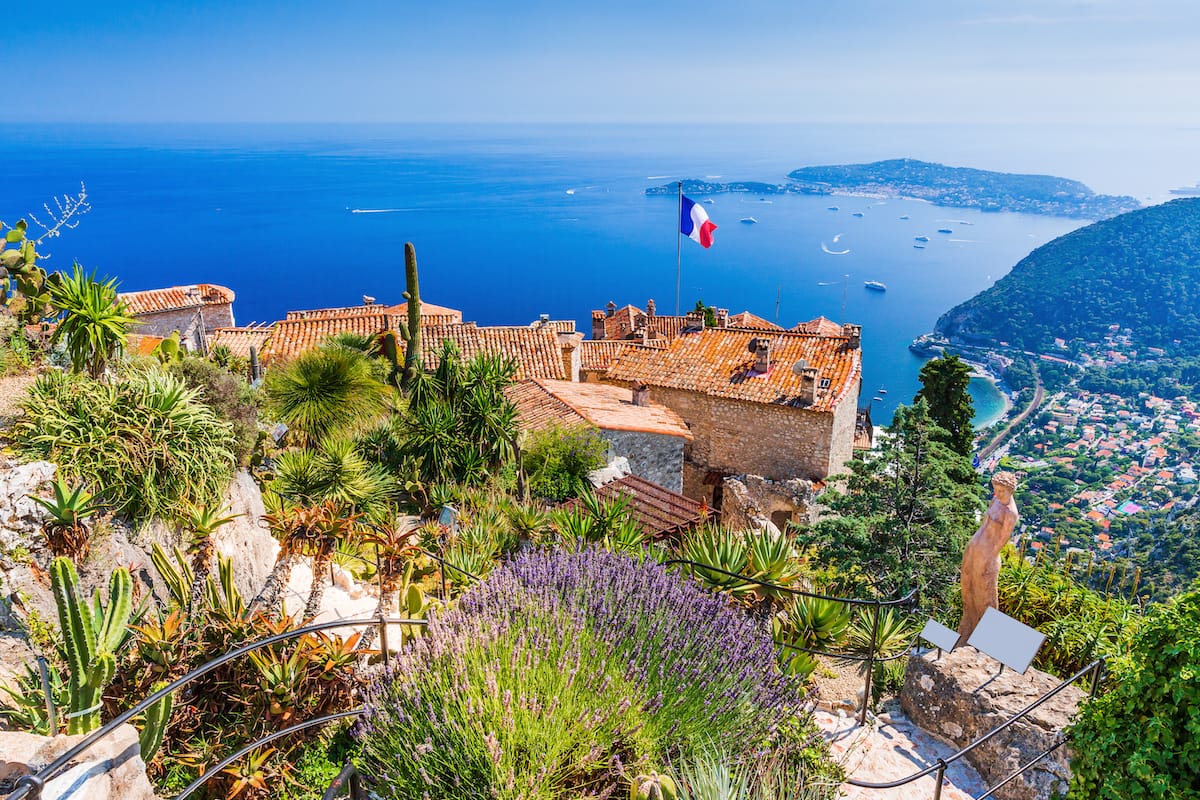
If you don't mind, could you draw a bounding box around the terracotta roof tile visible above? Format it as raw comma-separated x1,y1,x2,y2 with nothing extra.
597,304,692,341
120,284,234,316
606,328,861,413
727,311,783,331
579,340,667,372
208,326,274,360
263,314,396,363
509,379,691,439
422,324,566,380
563,475,709,538
791,316,845,337
285,301,462,326
528,319,578,334
128,334,164,357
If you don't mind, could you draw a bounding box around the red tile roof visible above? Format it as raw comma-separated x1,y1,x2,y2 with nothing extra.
579,339,668,373
208,326,274,360
528,319,578,334
597,304,692,341
727,311,782,331
422,324,566,380
605,328,861,413
263,313,396,363
285,301,462,326
508,379,691,439
562,474,709,538
120,284,234,316
791,316,845,337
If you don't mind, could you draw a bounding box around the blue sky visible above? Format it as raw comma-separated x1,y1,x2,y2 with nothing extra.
7,0,1198,124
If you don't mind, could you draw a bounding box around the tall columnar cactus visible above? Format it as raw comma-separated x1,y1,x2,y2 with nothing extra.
138,682,174,762
397,241,422,390
50,557,133,734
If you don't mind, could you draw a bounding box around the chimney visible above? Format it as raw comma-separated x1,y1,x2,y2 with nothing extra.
716,308,729,328
684,309,705,327
632,382,650,406
800,366,819,405
752,338,771,373
592,310,607,341
605,300,617,317
539,313,551,325
842,323,862,349
646,298,656,318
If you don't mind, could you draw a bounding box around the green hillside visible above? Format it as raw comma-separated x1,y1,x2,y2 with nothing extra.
936,198,1200,351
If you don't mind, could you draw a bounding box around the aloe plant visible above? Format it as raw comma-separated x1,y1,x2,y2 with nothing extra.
773,596,851,679
29,478,104,560
51,557,133,734
681,526,754,598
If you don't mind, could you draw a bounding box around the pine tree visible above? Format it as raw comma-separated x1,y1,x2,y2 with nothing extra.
916,354,975,457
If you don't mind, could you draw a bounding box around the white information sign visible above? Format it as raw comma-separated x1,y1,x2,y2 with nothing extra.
919,618,960,653
967,606,1046,674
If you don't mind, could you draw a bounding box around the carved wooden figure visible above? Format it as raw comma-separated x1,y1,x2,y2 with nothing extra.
957,470,1020,646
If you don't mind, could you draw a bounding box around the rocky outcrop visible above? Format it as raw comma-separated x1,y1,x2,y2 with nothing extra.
211,471,276,601
0,460,56,562
0,724,158,799
900,646,1085,800
720,474,817,532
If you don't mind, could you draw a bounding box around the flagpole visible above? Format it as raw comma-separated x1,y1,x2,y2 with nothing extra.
675,181,682,316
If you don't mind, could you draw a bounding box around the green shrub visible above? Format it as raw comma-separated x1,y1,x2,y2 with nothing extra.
1067,589,1200,798
170,356,259,466
523,423,609,501
14,369,236,521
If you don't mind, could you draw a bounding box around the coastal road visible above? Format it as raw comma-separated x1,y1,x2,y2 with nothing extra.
978,362,1044,463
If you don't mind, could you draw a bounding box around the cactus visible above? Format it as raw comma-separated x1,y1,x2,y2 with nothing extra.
51,557,133,734
151,331,184,365
629,771,677,800
138,683,173,762
397,241,422,390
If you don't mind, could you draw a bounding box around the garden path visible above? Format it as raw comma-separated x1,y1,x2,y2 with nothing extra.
815,706,988,800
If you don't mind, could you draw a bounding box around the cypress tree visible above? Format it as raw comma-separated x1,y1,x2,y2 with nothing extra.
916,354,976,457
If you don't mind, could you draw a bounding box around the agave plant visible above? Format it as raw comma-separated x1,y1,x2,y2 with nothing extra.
681,526,754,598
846,607,920,673
29,478,104,560
744,527,803,598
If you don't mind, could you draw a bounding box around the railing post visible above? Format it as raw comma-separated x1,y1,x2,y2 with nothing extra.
378,611,390,670
349,768,363,800
860,599,881,726
1089,659,1104,698
932,759,946,800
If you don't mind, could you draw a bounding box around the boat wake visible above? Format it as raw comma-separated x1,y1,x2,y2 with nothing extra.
832,233,844,243
948,238,980,243
817,281,840,286
350,208,406,214
647,175,669,180
821,243,851,255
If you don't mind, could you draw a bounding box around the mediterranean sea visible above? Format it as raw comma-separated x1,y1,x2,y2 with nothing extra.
2,123,1191,424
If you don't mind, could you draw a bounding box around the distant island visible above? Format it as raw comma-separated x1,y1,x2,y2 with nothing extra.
646,158,1141,220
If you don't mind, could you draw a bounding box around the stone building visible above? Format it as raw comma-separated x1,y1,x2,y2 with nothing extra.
590,298,785,343
119,284,235,352
604,324,863,521
507,378,692,492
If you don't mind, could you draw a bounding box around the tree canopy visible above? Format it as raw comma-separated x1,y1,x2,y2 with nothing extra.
916,354,975,457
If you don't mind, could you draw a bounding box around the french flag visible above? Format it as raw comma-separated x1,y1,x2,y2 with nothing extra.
680,195,717,248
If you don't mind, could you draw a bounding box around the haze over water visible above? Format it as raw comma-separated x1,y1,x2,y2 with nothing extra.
3,122,1194,424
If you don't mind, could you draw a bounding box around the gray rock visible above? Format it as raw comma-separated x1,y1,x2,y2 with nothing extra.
0,724,158,799
210,472,276,601
587,456,632,487
900,646,1084,800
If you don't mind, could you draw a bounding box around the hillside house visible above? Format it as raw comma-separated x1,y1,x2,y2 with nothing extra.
507,378,692,491
119,284,235,351
604,324,863,520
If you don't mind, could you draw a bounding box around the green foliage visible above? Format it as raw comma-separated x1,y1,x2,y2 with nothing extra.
671,747,839,800
798,400,984,613
15,369,237,521
28,478,104,560
169,355,260,466
1067,589,1200,799
151,331,184,365
693,299,717,327
681,526,754,597
263,346,390,448
773,597,851,679
915,354,975,457
524,423,610,501
937,197,1200,351
139,682,174,762
271,437,395,515
1,187,90,325
998,548,1141,678
398,241,422,389
52,557,133,734
47,263,137,379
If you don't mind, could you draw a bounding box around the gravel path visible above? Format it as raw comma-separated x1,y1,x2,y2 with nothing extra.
815,705,988,800
0,372,37,425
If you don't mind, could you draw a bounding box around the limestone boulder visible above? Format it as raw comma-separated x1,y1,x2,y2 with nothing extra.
900,646,1085,800
0,724,158,799
588,456,632,488
210,471,277,601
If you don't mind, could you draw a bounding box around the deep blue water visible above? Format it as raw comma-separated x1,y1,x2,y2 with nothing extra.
4,123,1189,423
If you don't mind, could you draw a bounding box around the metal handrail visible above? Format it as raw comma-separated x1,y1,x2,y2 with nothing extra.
845,657,1104,798
5,616,426,800
174,709,363,799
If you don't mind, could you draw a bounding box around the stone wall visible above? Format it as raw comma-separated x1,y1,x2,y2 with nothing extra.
720,474,817,532
646,387,845,504
900,646,1084,800
131,303,235,350
600,429,685,493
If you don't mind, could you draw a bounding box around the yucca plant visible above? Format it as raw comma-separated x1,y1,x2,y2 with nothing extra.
29,478,104,559
263,346,391,448
182,504,240,610
46,263,136,379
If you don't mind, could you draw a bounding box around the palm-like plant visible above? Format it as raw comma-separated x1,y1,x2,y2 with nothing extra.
272,437,395,513
28,478,104,560
46,263,136,379
182,504,240,609
263,347,390,448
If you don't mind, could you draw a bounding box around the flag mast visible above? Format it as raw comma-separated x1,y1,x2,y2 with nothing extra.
675,181,683,316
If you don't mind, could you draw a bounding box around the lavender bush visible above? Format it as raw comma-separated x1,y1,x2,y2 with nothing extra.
357,548,831,799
